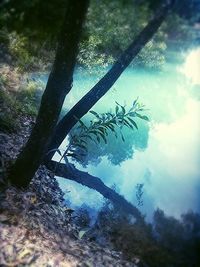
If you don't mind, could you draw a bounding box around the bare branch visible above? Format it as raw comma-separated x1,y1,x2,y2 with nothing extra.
46,160,143,221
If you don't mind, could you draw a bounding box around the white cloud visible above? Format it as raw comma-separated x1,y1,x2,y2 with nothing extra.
180,48,200,85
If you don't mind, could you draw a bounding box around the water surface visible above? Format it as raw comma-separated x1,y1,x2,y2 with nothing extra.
53,48,200,220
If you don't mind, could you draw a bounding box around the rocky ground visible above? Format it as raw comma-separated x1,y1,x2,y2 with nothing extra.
0,66,143,267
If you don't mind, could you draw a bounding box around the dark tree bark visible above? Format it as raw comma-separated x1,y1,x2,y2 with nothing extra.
46,0,175,162
47,161,143,221
8,0,89,188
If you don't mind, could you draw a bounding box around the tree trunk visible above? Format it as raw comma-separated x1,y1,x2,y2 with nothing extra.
8,0,89,188
46,0,175,162
47,161,143,221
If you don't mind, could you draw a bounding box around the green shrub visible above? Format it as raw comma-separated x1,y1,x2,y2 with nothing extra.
0,89,18,132
0,29,53,72
0,78,44,132
4,32,37,71
16,80,43,116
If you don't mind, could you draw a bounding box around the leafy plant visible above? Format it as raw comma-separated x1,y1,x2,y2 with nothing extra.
0,74,44,132
16,80,44,116
62,99,149,162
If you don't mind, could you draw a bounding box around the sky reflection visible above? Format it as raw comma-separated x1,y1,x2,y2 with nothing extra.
57,47,200,220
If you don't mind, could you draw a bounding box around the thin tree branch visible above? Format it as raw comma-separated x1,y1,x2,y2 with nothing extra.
46,160,143,221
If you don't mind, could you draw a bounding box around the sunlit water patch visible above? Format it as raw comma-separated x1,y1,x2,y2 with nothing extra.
179,47,200,85
53,48,200,220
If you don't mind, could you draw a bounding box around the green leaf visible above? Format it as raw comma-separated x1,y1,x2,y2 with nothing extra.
86,135,96,143
63,154,69,165
106,124,115,132
98,132,107,144
121,132,125,142
89,110,100,118
73,116,88,129
123,118,134,129
128,112,136,117
71,153,84,160
88,130,99,136
133,97,139,107
121,105,126,115
80,139,87,145
127,117,138,129
97,127,106,134
75,143,88,151
96,135,101,143
116,101,126,115
115,105,119,114
135,112,149,121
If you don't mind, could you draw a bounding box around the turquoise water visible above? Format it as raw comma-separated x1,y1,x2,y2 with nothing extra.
52,48,200,220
